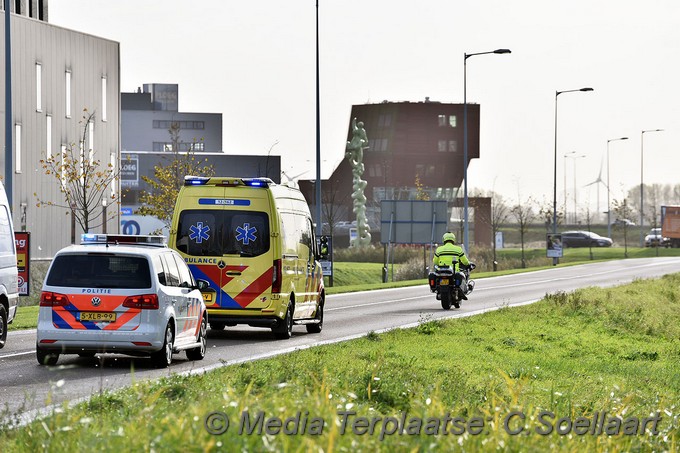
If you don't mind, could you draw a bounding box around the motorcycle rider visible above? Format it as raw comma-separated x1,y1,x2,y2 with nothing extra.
429,232,472,299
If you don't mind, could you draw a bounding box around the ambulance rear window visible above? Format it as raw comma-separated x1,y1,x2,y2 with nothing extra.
175,210,270,257
46,254,152,289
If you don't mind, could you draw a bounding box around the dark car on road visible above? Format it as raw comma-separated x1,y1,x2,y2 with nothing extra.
561,231,613,248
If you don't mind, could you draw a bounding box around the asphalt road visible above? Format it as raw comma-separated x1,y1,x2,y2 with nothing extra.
2,257,679,423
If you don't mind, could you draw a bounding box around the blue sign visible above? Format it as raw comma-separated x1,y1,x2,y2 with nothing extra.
198,198,250,206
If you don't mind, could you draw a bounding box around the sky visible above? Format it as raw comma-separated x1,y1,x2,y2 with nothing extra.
49,0,680,214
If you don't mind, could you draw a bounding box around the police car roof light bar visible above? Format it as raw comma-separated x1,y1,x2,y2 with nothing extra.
81,233,167,247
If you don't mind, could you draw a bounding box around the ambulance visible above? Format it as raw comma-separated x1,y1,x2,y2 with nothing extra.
169,176,325,339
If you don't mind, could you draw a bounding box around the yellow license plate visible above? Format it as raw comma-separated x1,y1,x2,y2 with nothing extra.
79,312,116,322
202,292,214,303
440,278,449,285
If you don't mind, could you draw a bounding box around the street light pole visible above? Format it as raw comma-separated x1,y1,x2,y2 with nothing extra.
463,48,510,254
563,151,576,224
552,87,593,265
315,0,322,236
640,129,663,246
606,136,629,239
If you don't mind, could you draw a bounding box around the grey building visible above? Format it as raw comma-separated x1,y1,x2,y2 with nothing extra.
122,84,222,153
1,2,121,259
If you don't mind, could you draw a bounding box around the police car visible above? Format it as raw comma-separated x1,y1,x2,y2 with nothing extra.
36,234,209,368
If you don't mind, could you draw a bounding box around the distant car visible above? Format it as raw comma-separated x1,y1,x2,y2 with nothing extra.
610,218,635,227
36,234,209,367
644,228,669,247
561,231,613,248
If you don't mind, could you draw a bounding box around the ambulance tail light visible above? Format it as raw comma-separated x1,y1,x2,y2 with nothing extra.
40,291,69,307
272,259,282,293
123,294,159,310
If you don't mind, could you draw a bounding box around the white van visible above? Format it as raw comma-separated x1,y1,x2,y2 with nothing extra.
0,181,19,349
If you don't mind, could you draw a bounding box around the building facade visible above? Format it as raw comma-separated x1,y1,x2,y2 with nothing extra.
1,4,120,258
121,84,222,153
300,100,492,246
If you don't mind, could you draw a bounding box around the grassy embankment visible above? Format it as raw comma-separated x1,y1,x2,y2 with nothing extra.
2,272,680,451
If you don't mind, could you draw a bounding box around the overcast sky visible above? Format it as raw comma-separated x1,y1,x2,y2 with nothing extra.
50,0,679,213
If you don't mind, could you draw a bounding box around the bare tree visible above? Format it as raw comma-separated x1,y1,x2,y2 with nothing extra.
511,195,537,269
37,109,119,234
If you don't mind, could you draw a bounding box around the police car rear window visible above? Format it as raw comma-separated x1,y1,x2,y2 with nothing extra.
46,254,152,289
175,210,270,257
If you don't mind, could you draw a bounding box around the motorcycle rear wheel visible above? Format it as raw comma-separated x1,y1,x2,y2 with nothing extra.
441,291,452,310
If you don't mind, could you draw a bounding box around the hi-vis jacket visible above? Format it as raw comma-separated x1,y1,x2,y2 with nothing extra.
433,242,470,271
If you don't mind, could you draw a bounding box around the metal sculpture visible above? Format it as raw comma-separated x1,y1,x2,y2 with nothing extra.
345,118,371,247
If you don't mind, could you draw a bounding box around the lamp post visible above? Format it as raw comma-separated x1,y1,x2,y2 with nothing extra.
606,136,629,238
640,129,663,246
563,151,576,223
463,48,510,253
569,153,586,223
552,87,593,265
315,0,321,236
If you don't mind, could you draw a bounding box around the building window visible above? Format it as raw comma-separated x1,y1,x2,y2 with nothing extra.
449,115,457,127
438,115,447,127
46,115,52,158
101,77,107,122
152,120,205,130
110,152,116,198
153,141,205,152
14,124,21,173
438,140,447,152
65,70,72,118
378,114,392,128
36,63,42,112
88,121,94,165
448,140,457,152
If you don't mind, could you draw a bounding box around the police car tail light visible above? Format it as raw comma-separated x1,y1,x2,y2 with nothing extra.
40,291,69,307
272,259,282,293
123,294,159,310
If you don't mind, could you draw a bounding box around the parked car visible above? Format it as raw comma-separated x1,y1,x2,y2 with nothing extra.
36,234,209,367
644,228,669,247
561,231,613,248
610,218,635,227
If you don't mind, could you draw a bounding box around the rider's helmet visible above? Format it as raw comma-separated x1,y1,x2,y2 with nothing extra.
442,232,456,244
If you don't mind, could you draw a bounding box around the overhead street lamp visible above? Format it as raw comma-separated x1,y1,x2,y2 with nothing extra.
552,87,593,265
640,129,664,246
463,48,510,253
606,136,629,239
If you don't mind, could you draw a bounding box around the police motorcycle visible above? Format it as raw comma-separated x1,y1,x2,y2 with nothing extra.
429,261,476,310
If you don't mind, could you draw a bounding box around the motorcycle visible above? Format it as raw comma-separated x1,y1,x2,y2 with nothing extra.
429,263,476,310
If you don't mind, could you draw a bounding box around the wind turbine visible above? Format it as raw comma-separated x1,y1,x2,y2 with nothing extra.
584,155,608,221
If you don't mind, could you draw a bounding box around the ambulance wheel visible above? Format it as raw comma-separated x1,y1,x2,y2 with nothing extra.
151,323,173,368
36,347,59,366
78,352,96,358
273,304,293,339
306,298,324,334
187,316,207,361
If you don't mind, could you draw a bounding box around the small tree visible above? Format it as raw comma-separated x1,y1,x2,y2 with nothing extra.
490,192,509,271
511,195,536,269
137,122,214,229
538,200,564,234
36,109,118,234
612,198,633,257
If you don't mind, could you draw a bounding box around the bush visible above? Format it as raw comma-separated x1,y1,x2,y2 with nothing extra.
394,257,428,281
333,244,427,264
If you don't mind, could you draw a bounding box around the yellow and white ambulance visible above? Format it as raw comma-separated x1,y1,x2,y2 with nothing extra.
169,176,325,339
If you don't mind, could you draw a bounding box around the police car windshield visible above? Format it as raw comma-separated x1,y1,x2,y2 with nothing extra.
175,210,270,257
46,254,152,289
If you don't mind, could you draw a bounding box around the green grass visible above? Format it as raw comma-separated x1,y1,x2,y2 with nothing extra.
2,274,680,451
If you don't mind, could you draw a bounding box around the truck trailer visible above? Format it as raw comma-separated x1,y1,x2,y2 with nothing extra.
661,205,680,248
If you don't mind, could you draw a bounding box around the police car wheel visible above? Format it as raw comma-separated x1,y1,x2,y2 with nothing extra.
0,305,6,349
36,347,59,366
306,299,324,334
187,316,207,361
151,324,174,368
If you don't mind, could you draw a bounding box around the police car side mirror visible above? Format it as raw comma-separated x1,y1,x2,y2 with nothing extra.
195,279,209,291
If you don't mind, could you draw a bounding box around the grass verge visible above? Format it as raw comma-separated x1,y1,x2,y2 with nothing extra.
2,273,679,451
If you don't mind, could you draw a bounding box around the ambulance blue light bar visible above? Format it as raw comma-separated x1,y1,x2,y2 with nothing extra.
183,176,274,188
81,234,166,246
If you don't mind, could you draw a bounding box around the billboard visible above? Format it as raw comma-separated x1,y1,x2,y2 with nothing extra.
380,200,448,245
